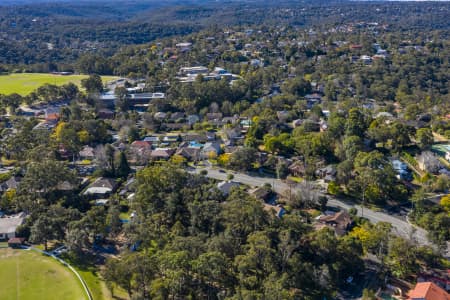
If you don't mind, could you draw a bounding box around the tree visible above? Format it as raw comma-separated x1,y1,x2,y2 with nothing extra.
18,160,77,207
105,144,116,176
78,206,107,243
276,160,289,179
416,128,434,150
117,151,131,178
66,222,90,255
234,231,276,292
107,205,122,238
60,126,81,161
291,181,320,209
228,147,257,171
30,214,55,251
115,87,129,112
281,77,311,97
386,237,419,278
351,151,400,206
362,289,377,300
81,74,103,94
390,122,413,152
342,135,363,160
345,108,367,137
350,222,391,259
192,251,234,297
440,195,450,213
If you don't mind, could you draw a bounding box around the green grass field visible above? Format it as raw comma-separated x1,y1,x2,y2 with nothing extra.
0,248,88,300
0,73,118,96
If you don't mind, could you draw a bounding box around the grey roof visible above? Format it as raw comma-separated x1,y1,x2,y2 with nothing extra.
84,177,117,195
0,213,26,235
217,181,240,195
202,142,221,153
0,177,21,192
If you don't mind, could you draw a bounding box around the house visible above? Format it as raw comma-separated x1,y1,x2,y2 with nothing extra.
130,141,152,162
417,151,442,174
97,108,115,119
150,148,175,160
0,176,21,193
33,120,57,131
263,204,286,218
240,119,252,130
187,115,200,125
305,94,322,109
154,112,167,120
201,142,221,159
360,55,372,64
94,199,109,206
143,136,160,143
292,119,303,128
392,159,412,181
250,59,263,67
375,112,394,119
8,237,25,248
83,177,118,197
222,116,239,125
288,161,306,177
217,181,240,195
131,141,152,152
317,211,352,236
407,282,450,300
119,177,136,196
183,133,207,143
45,113,60,124
250,186,274,202
315,165,337,182
169,112,185,121
179,66,208,76
277,111,290,122
162,135,180,143
206,113,223,122
206,131,216,141
350,44,363,50
176,147,201,162
0,213,26,240
79,146,95,160
319,120,328,132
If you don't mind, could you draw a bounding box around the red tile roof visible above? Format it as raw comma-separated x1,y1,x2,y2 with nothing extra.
8,237,25,244
131,141,152,149
408,282,450,300
45,113,60,121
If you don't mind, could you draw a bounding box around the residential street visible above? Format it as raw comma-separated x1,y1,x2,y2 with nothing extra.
190,166,450,258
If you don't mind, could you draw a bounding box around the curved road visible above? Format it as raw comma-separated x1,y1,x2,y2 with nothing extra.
191,166,449,258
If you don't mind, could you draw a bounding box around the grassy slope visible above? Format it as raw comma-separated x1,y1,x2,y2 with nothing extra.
63,254,129,300
0,73,118,96
0,248,87,300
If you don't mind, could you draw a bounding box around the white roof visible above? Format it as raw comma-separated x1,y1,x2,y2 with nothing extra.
176,42,192,47
83,187,112,195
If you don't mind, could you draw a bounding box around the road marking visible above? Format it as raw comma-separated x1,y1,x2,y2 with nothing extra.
16,254,20,300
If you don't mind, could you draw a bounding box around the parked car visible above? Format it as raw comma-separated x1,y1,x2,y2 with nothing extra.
52,246,68,256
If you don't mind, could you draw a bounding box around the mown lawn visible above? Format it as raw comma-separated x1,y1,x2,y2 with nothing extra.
0,73,118,96
0,248,88,300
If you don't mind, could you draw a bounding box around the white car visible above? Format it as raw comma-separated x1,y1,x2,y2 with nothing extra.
52,246,68,256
